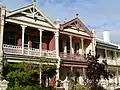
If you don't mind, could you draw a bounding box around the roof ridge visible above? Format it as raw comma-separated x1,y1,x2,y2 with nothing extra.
96,38,119,47
9,4,33,12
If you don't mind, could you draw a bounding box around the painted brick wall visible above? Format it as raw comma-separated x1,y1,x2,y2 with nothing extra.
49,35,55,50
42,35,55,50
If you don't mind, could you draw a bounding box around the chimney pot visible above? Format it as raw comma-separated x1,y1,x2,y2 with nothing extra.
103,30,110,43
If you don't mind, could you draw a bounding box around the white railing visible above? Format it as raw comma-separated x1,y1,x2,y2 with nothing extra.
99,57,117,66
59,52,85,61
42,50,56,58
107,59,117,66
3,44,56,58
3,44,22,55
24,47,40,56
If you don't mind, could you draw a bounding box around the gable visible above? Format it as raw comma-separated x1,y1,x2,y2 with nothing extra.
60,18,93,37
6,4,57,30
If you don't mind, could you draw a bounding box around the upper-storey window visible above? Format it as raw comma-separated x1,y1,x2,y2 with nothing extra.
67,41,70,53
107,50,114,60
32,36,39,49
59,40,63,52
8,32,16,45
75,42,80,53
4,31,17,45
24,34,40,49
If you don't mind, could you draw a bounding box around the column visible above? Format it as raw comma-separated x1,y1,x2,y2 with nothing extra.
105,48,109,85
81,38,84,54
83,68,86,79
56,58,60,86
72,42,75,54
0,6,5,54
63,40,67,57
71,66,73,71
0,7,5,80
39,64,42,85
115,50,119,85
92,30,96,56
21,25,27,55
116,68,119,85
79,42,81,54
54,31,60,85
39,29,43,57
63,40,67,54
105,48,107,60
54,31,59,58
28,41,30,55
69,36,73,54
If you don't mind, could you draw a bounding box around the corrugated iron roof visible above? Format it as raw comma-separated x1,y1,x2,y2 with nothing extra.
96,38,119,48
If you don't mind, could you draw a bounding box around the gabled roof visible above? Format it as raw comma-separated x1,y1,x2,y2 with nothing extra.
6,3,57,30
60,17,93,37
8,4,33,13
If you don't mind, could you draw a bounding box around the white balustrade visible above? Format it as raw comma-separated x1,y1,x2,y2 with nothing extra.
3,44,22,55
42,50,56,58
24,47,40,56
107,59,116,66
99,57,117,66
59,52,85,61
3,44,56,58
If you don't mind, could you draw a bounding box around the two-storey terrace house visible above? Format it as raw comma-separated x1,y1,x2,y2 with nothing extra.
96,31,120,89
0,2,60,85
55,17,96,82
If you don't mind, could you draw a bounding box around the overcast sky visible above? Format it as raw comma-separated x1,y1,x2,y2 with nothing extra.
0,0,120,44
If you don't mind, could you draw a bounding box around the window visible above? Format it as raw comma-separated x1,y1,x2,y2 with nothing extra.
75,42,79,53
8,32,16,45
33,41,39,49
59,40,63,52
32,36,39,49
67,41,70,53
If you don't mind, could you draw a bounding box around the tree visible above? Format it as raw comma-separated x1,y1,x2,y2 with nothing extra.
85,51,113,90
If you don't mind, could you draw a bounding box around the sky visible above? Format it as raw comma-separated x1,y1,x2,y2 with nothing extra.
0,0,120,44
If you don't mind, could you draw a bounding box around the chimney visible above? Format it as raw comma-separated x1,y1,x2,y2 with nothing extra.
103,30,110,43
54,19,61,29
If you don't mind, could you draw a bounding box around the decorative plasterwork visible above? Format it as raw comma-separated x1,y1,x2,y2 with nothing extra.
60,18,93,38
6,3,57,31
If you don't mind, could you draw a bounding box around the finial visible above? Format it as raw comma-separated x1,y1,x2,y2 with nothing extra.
32,0,37,19
64,18,67,23
33,0,36,2
33,0,37,5
76,13,79,18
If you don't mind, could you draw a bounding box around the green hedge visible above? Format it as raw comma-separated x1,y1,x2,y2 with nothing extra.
7,85,56,90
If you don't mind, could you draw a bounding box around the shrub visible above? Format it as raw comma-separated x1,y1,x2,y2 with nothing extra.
7,85,56,90
72,84,86,90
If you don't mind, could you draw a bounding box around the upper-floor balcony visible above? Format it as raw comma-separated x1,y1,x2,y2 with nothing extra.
59,52,85,61
3,22,59,59
3,44,56,58
99,57,117,66
59,33,94,63
97,48,120,66
58,17,95,64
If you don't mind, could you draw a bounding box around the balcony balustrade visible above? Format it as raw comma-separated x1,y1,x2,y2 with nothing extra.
99,57,119,66
3,44,56,58
59,52,85,61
